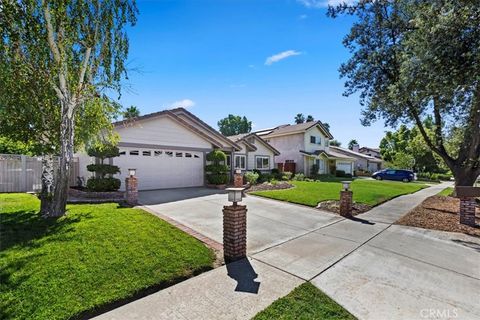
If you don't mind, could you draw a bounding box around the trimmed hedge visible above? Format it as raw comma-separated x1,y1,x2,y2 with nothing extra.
86,164,120,175
86,177,121,192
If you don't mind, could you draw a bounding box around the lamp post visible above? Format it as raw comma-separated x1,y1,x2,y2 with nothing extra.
223,187,247,262
125,168,138,206
339,180,353,217
128,168,136,177
342,181,351,191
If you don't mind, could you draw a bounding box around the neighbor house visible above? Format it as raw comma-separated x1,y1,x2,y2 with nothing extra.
77,108,244,191
329,146,383,173
359,146,382,159
255,121,356,176
226,133,280,173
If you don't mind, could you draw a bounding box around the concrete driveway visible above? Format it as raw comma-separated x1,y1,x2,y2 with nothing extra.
140,187,343,253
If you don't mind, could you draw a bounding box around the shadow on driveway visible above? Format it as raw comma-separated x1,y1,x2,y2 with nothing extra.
139,187,226,205
226,258,260,294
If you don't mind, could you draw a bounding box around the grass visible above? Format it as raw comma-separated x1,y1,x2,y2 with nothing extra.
253,282,356,320
251,180,428,207
0,193,215,320
437,187,454,196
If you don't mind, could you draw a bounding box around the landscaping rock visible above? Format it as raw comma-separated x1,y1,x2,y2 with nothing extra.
247,181,293,192
316,200,372,216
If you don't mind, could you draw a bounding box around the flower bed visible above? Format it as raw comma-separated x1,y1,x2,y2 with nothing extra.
316,200,372,215
68,188,124,203
247,181,293,192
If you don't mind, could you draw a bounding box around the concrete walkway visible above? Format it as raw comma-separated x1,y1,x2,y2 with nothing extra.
96,182,480,320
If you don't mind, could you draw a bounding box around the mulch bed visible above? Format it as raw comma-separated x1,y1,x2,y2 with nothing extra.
247,181,294,192
396,195,480,237
316,200,372,216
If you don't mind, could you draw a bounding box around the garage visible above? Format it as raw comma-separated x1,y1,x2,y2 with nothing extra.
115,147,204,190
336,161,353,174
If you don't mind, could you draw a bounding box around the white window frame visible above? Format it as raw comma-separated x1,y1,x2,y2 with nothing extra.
256,156,270,170
234,155,246,170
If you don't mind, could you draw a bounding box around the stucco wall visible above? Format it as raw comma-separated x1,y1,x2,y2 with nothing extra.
247,137,275,171
303,126,329,153
267,133,305,173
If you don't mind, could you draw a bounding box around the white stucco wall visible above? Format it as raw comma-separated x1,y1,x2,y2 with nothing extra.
116,116,212,149
247,137,275,171
266,133,305,173
303,126,329,153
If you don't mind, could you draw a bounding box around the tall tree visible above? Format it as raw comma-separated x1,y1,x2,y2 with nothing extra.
329,139,342,147
323,122,331,131
306,115,314,122
329,0,480,186
0,0,137,216
294,113,305,124
217,115,252,136
348,139,359,150
124,105,140,119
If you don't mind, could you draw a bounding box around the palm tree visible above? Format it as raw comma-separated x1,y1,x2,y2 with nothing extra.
348,139,359,150
294,113,305,124
124,106,140,119
306,115,314,122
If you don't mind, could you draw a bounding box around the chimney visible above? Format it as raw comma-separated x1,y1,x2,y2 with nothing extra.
352,144,359,153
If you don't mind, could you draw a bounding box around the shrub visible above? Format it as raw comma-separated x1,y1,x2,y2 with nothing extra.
311,164,319,176
86,164,120,175
281,171,293,181
271,168,282,180
205,149,228,185
260,173,274,183
335,170,346,177
271,168,280,175
305,178,314,182
245,171,259,185
86,177,121,192
292,173,305,181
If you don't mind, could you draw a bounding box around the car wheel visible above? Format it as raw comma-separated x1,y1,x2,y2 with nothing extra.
376,176,382,180
402,178,409,182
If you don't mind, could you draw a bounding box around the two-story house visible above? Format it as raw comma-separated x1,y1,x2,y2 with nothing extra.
255,121,355,176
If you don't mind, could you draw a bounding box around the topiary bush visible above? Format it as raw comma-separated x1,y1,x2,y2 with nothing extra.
86,144,121,192
205,149,229,185
245,171,259,185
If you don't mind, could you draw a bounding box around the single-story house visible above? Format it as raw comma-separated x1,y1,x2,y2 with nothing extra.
226,133,280,172
329,146,383,173
77,108,244,191
255,121,356,176
358,146,382,159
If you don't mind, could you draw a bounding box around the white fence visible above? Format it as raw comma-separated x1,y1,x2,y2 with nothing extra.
0,154,79,193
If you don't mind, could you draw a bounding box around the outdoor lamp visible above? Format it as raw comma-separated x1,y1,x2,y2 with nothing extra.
226,187,244,205
235,169,242,174
342,181,351,191
128,168,136,177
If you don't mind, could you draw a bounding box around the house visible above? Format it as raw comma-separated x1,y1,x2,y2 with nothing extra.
255,121,356,176
329,146,383,173
77,108,243,191
226,133,280,172
358,146,382,159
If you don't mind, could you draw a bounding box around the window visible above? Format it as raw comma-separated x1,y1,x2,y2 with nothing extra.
386,170,396,175
175,152,183,157
194,154,200,158
129,150,139,156
247,137,255,144
326,140,330,147
165,151,173,157
142,150,151,156
154,151,162,156
286,160,295,163
119,150,126,155
185,153,192,158
256,156,270,170
310,136,316,144
234,155,246,170
226,155,231,168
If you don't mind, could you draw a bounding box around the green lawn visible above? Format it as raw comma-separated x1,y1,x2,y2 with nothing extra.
438,187,454,196
251,180,428,207
0,193,215,320
253,283,356,320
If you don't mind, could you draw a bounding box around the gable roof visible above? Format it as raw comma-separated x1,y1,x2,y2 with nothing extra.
256,121,333,139
113,108,241,151
330,146,382,162
227,133,281,156
300,149,354,160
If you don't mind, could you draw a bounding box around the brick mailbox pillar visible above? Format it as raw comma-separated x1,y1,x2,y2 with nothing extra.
339,190,353,217
459,197,476,226
223,204,247,262
125,176,138,206
456,186,479,227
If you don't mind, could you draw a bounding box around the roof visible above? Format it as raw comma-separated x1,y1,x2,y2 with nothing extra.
256,121,334,139
330,146,382,162
112,108,242,151
226,132,281,155
359,146,381,153
300,149,354,160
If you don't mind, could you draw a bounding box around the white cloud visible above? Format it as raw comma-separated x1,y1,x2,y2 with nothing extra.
297,0,356,8
265,50,302,66
170,99,195,109
299,14,308,19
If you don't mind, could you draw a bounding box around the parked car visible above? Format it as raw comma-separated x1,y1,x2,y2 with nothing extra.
372,169,415,182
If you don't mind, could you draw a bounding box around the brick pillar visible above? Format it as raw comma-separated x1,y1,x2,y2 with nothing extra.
234,173,244,187
339,190,353,218
125,176,138,205
223,204,247,262
459,197,476,226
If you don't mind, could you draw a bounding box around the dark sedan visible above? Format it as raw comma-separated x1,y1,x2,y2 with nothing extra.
372,169,415,182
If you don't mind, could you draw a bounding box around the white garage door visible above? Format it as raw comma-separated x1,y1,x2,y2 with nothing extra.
336,162,353,174
115,147,204,190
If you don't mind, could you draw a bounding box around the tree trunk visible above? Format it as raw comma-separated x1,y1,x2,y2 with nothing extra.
39,154,55,217
51,106,75,217
453,165,480,187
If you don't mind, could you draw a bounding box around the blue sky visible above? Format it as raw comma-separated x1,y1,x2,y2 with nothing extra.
118,0,387,147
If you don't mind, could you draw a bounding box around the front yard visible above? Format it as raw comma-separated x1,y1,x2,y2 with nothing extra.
250,180,428,207
0,194,215,320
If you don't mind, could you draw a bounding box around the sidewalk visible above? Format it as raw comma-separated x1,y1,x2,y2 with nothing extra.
95,182,480,320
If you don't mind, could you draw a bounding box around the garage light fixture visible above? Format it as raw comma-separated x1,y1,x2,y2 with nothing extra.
226,187,244,205
128,168,136,177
